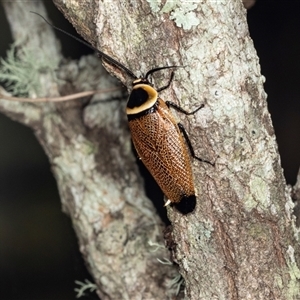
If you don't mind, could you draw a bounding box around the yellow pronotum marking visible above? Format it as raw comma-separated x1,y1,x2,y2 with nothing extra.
126,84,158,115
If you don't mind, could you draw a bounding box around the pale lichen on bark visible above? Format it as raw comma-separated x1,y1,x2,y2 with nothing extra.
1,1,179,300
1,0,300,299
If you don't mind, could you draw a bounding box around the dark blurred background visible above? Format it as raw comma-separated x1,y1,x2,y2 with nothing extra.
0,0,299,299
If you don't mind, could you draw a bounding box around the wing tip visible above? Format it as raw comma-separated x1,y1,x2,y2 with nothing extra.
174,195,196,215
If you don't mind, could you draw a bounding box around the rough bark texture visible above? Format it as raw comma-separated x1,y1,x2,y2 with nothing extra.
1,0,300,299
0,1,178,300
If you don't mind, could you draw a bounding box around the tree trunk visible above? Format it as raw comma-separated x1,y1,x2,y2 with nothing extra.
1,0,299,299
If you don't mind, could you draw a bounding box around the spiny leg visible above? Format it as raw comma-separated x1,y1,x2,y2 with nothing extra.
166,101,204,115
156,72,175,92
145,66,180,79
178,123,214,166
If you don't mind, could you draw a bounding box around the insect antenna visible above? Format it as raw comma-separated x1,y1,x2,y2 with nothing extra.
30,11,137,79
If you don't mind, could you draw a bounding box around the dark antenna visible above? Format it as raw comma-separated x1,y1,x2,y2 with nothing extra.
30,11,137,79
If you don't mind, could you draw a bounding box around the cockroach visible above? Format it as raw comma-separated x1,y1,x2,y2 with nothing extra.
32,12,213,214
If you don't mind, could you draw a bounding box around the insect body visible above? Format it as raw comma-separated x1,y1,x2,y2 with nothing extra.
127,76,198,214
32,12,208,214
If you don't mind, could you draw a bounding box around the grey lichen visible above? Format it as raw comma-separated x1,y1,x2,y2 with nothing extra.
0,44,59,96
74,279,97,298
286,245,300,299
146,0,200,30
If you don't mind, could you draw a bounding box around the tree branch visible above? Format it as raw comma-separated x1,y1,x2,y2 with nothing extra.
1,0,300,299
1,1,179,299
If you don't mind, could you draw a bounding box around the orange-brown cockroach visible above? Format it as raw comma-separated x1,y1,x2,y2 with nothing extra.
126,70,211,214
32,12,212,214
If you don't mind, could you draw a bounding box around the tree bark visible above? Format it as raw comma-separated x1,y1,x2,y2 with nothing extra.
1,0,300,299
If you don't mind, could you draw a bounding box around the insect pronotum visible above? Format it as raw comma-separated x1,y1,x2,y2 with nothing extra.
32,12,213,214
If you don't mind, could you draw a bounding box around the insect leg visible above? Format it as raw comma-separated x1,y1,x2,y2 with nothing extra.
166,101,204,115
177,123,214,166
145,66,180,80
156,72,175,92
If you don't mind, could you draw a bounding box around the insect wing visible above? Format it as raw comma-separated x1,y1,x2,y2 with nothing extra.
128,99,195,203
